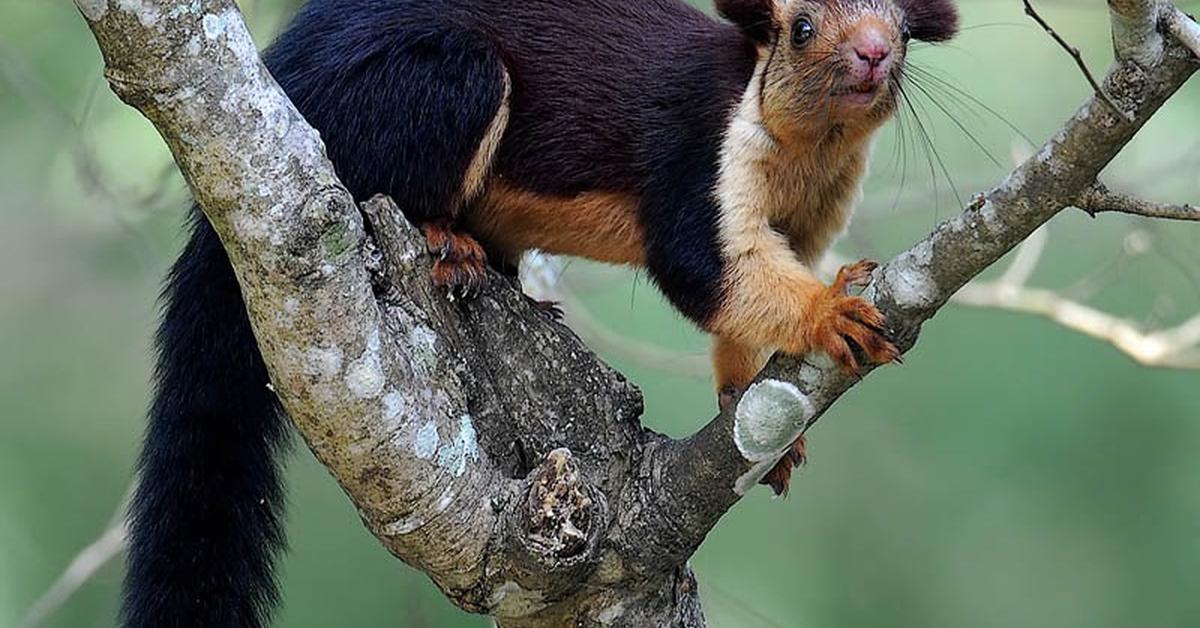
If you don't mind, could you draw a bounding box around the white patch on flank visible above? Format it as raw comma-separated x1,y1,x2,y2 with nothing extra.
488,581,547,617
345,330,385,398
460,70,512,202
435,415,479,476
413,420,439,460
732,379,816,495
76,0,108,21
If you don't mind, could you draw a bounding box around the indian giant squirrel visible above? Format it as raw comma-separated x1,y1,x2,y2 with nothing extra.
120,0,958,625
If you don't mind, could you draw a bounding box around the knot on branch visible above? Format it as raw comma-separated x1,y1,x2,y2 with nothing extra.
276,186,362,284
527,448,593,558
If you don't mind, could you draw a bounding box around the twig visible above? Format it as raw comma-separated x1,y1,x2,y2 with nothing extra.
21,485,133,628
1166,7,1200,60
997,225,1049,287
956,283,1200,368
1023,0,1133,122
1076,182,1200,221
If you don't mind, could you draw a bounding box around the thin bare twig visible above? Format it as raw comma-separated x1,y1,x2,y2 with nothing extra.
956,283,1200,368
951,219,1200,369
997,225,1049,287
1023,0,1133,122
1076,182,1200,221
20,485,133,628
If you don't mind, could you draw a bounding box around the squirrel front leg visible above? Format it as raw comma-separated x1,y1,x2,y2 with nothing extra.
709,221,899,385
706,221,899,494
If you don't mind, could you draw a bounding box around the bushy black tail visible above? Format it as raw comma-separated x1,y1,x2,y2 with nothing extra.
120,208,288,628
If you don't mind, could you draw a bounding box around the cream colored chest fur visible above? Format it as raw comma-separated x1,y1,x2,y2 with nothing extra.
714,79,869,269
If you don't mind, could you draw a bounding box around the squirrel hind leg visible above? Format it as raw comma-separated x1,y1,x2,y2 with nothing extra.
713,335,770,411
711,334,805,496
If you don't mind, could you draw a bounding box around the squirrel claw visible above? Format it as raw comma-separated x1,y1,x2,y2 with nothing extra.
759,435,807,496
424,221,489,299
527,297,564,320
807,261,901,375
832,259,878,293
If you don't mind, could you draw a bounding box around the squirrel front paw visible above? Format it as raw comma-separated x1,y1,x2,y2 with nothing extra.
804,260,900,375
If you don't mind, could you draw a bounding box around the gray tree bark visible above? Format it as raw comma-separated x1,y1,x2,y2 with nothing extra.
73,1,1198,626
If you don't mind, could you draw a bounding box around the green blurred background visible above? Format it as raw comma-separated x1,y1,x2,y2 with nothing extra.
2,0,1198,626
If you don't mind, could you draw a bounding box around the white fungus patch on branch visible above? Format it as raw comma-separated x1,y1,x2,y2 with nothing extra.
885,246,938,310
304,344,344,378
117,0,160,26
345,329,385,398
414,420,439,460
731,380,815,494
435,415,480,477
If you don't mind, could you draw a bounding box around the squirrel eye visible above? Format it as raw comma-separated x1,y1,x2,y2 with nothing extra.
901,21,912,43
791,17,815,48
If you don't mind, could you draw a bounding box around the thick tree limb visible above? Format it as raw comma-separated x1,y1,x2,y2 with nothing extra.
73,0,1196,626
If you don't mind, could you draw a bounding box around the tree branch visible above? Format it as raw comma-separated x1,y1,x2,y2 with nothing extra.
956,283,1200,369
641,0,1198,570
1166,8,1200,59
1076,182,1200,221
1024,0,1132,122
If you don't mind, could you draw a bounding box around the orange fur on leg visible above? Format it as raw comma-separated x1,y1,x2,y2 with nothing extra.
422,220,489,296
712,244,897,495
736,259,897,496
712,335,770,411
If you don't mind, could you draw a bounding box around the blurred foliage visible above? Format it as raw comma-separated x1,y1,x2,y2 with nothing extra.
1,0,1197,627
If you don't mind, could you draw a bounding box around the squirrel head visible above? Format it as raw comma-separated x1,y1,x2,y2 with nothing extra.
717,0,958,140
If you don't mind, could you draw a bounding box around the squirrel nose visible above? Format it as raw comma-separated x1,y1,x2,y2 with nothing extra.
848,23,893,76
855,44,890,67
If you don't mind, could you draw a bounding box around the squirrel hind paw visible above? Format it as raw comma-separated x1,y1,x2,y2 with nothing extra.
423,221,489,297
758,436,808,496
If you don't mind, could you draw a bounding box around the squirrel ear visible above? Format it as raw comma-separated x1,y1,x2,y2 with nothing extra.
716,0,775,44
895,0,959,42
